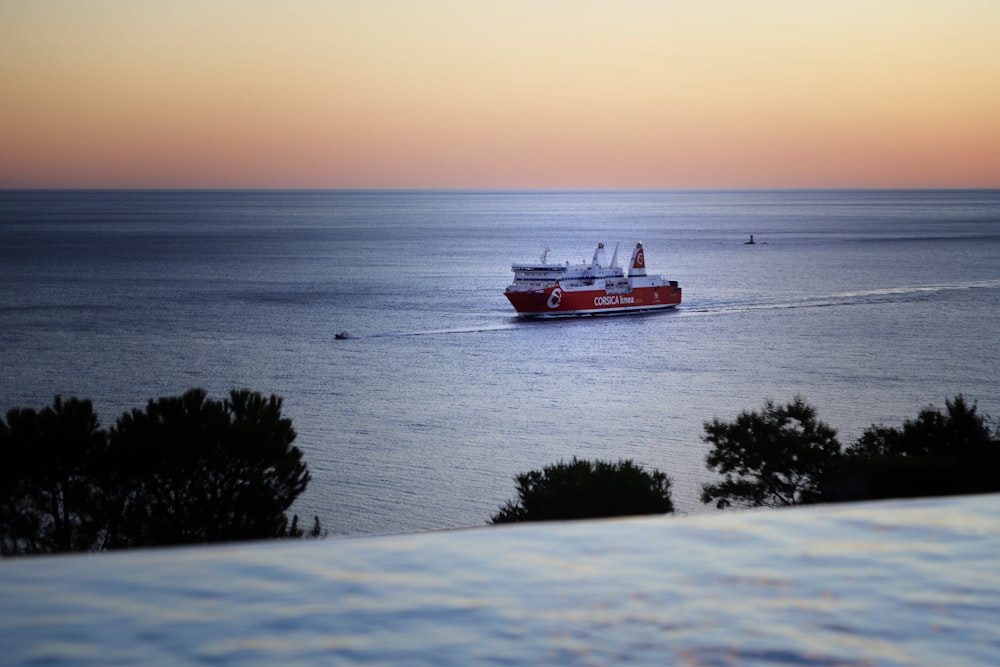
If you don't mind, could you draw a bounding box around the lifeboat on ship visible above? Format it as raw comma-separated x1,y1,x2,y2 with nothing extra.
504,242,682,317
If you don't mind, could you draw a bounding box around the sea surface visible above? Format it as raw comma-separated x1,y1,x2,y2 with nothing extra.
4,495,999,665
1,190,998,535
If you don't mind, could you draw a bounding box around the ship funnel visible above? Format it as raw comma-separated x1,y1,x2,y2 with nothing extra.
591,242,607,268
629,242,647,276
609,242,620,267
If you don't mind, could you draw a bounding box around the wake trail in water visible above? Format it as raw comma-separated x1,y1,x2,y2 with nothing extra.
340,324,518,340
681,279,1000,318
336,280,999,338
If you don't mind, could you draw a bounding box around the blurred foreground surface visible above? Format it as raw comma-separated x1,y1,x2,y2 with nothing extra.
2,494,998,665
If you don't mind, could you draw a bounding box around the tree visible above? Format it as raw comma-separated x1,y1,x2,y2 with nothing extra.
701,397,842,509
1,389,317,555
839,395,1000,500
0,397,107,555
490,458,673,524
108,389,311,548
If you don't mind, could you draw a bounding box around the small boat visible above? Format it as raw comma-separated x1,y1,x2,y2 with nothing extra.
745,234,756,245
335,331,351,340
503,242,682,317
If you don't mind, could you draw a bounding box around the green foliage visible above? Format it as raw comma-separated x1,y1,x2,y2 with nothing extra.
0,397,107,554
701,397,842,509
490,458,673,524
1,389,318,556
7,388,996,553
108,389,310,548
839,395,1000,500
848,395,994,460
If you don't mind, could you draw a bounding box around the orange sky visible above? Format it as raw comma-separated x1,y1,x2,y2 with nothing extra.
2,1,999,189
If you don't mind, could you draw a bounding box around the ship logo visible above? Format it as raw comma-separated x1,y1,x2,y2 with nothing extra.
546,287,563,309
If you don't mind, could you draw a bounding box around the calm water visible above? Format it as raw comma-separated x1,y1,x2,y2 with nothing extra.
1,190,998,535
4,495,999,665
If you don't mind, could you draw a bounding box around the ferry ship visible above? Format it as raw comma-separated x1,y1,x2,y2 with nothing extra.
504,242,682,317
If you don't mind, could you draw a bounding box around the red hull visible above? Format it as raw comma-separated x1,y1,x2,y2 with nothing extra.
505,283,681,317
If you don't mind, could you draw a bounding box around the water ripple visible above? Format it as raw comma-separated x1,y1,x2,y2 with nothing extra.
2,495,999,665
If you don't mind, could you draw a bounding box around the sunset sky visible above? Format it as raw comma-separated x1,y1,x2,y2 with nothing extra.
2,1,998,189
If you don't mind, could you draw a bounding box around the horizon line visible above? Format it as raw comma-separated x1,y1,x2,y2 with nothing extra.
3,186,1000,193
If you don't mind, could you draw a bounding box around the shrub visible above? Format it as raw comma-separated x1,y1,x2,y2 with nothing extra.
491,458,673,524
